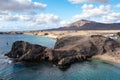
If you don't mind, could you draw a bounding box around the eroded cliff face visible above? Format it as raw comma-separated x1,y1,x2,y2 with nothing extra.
5,41,47,62
5,35,120,69
53,35,120,67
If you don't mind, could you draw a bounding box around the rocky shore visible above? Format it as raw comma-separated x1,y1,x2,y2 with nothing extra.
5,35,120,69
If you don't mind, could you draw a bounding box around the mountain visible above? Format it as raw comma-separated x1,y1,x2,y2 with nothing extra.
48,19,120,30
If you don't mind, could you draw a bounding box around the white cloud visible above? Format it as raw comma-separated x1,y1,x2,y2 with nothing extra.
0,12,63,30
0,0,47,12
82,4,94,9
82,4,111,16
72,4,113,22
0,13,60,28
102,12,120,23
68,0,109,4
0,21,36,31
71,4,120,23
32,14,60,26
59,20,70,26
116,4,120,8
0,14,18,21
19,15,33,21
0,11,8,15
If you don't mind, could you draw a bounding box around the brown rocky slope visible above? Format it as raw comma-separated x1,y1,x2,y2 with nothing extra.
5,35,120,69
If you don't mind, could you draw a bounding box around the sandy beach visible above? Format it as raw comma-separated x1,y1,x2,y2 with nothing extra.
23,30,120,39
92,54,120,64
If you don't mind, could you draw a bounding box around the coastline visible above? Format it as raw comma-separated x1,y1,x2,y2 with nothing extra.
1,30,120,65
92,54,120,65
1,30,120,39
26,30,120,39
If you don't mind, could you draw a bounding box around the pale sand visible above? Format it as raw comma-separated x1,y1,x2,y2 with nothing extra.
23,30,120,39
92,54,120,64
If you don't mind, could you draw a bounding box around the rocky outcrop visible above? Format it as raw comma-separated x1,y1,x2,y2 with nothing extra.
90,35,120,55
5,41,47,62
55,35,120,55
5,35,120,69
54,35,120,67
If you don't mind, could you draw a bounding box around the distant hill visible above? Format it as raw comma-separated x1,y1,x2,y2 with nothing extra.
47,19,120,30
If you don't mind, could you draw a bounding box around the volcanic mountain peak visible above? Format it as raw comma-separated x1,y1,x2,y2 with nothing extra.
69,19,96,27
46,19,120,31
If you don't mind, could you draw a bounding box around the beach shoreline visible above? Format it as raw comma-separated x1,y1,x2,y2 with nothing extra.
1,30,120,39
92,54,120,64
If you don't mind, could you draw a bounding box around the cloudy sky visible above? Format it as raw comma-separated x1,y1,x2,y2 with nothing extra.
0,0,120,31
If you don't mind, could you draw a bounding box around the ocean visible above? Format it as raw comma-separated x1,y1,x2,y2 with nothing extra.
0,34,120,80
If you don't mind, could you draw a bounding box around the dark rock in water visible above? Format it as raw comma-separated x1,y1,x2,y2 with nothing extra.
5,35,120,69
5,41,47,62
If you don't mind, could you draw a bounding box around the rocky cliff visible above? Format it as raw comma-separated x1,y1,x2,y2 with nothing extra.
5,41,48,62
5,35,120,69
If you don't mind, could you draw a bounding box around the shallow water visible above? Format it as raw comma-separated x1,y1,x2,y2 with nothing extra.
0,34,120,80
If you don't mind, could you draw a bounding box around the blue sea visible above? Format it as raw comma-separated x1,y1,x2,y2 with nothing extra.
0,34,120,80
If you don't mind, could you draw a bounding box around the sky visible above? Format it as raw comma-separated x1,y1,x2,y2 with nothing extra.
0,0,120,31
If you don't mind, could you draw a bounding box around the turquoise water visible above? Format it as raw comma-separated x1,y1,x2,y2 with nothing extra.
0,34,55,79
0,34,120,80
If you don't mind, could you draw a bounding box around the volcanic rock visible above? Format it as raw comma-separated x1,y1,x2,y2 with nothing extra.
5,35,120,69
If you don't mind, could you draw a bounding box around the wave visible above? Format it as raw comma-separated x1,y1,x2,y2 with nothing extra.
0,55,12,64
